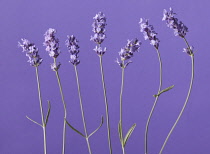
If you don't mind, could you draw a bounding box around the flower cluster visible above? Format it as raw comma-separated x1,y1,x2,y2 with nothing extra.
18,38,43,67
162,8,188,38
183,46,194,56
139,18,160,49
91,12,107,44
116,39,141,68
43,28,60,58
65,35,80,66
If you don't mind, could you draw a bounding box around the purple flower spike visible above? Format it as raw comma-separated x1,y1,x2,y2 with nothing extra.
117,38,141,68
139,18,160,49
183,46,194,55
66,35,80,66
162,8,188,38
43,28,60,58
91,12,107,45
18,38,43,67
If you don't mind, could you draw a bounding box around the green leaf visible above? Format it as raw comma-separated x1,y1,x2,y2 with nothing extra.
88,116,104,138
26,116,42,127
153,85,174,97
65,119,85,138
123,123,136,147
45,100,51,126
118,121,123,146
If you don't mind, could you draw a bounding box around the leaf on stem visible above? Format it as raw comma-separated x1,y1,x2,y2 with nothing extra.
88,116,104,138
26,116,42,127
44,100,51,126
65,119,85,138
123,123,136,147
118,120,123,145
153,85,174,97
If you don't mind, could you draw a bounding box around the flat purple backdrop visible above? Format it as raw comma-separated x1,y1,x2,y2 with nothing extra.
0,0,209,153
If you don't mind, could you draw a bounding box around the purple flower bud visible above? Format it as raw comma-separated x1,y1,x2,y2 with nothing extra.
18,38,43,67
43,28,60,58
51,62,61,71
183,46,194,55
93,46,106,56
139,18,160,49
91,12,107,44
117,39,141,68
162,8,188,38
65,35,80,65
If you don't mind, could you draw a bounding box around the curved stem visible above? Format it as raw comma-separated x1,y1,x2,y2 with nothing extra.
144,48,163,154
120,62,126,154
99,55,113,154
159,40,194,154
74,65,92,154
54,58,67,154
35,67,47,154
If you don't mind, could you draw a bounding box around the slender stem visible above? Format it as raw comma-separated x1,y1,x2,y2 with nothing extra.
99,55,113,154
74,65,92,154
159,39,194,154
35,67,47,154
120,62,126,154
54,58,67,154
144,48,163,154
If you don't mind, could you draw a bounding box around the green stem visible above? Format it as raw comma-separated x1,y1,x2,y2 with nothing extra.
54,58,67,154
99,55,113,154
144,48,163,154
120,61,125,154
159,38,194,154
35,66,47,154
74,65,92,154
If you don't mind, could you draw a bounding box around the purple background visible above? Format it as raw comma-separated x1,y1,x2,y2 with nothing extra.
0,0,209,153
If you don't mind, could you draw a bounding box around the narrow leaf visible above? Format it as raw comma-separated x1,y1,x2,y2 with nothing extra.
123,123,136,147
26,116,42,127
65,119,85,138
45,100,51,126
118,120,123,145
88,116,104,138
153,85,174,97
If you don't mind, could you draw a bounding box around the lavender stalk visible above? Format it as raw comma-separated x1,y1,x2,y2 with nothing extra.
139,19,162,154
91,12,113,154
116,39,141,154
18,39,48,154
159,8,195,154
66,35,92,154
43,28,67,154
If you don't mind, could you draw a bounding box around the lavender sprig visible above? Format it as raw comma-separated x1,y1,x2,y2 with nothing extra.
18,39,49,154
118,38,141,154
159,8,195,154
139,19,164,154
18,39,43,67
91,12,113,154
65,35,93,154
162,8,188,38
44,28,67,154
116,38,141,68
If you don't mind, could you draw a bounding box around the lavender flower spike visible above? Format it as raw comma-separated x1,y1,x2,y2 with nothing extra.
18,38,43,67
139,18,160,49
117,38,141,68
162,8,188,38
65,35,80,66
91,12,107,45
43,28,60,58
